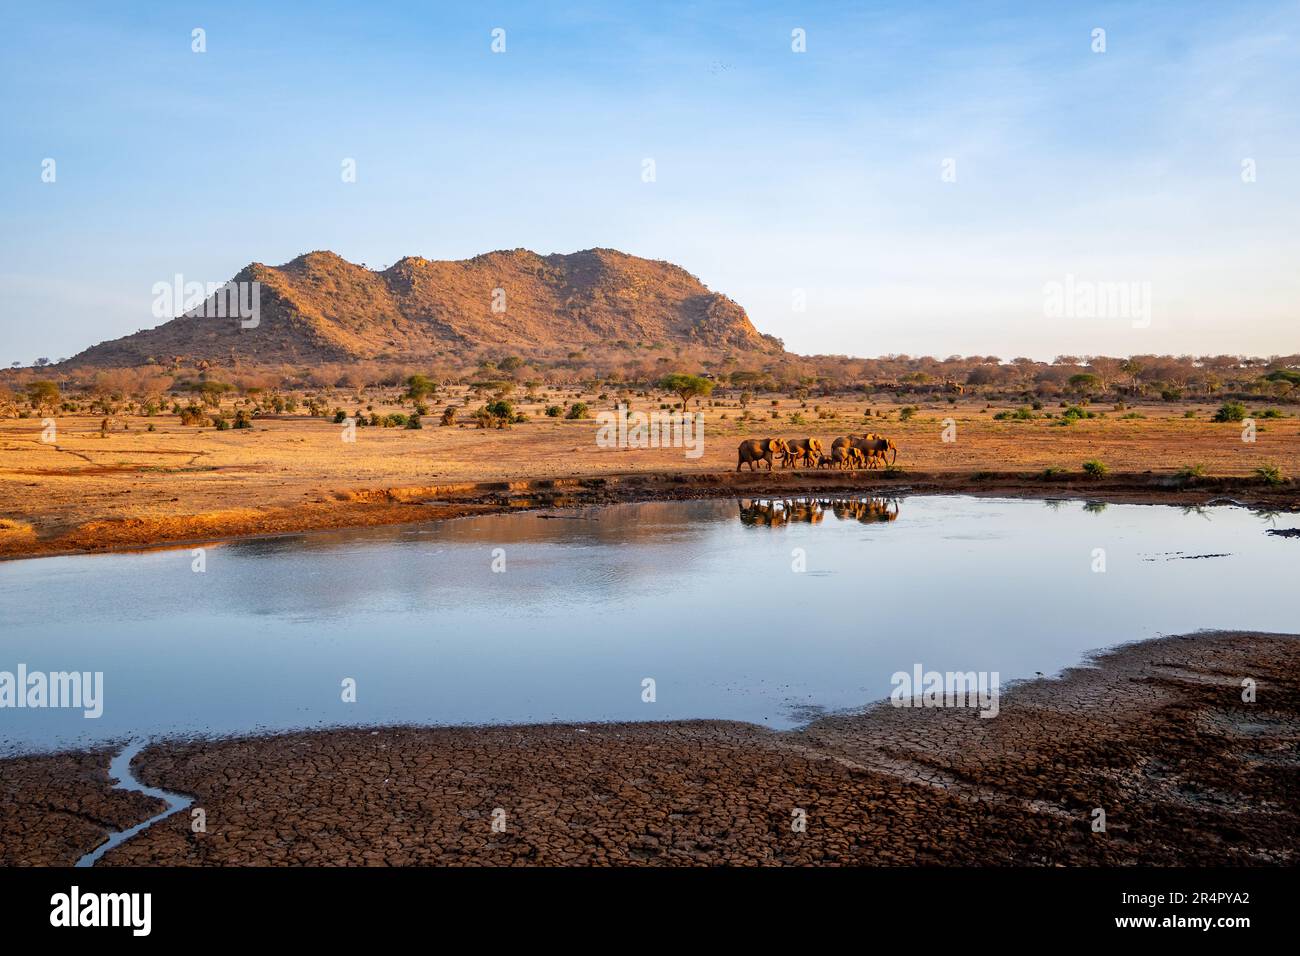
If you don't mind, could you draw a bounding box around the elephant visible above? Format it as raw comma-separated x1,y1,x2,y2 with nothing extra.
846,434,898,468
781,437,824,468
828,444,853,469
736,437,789,472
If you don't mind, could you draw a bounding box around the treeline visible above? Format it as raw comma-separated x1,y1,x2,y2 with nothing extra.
2,348,1299,416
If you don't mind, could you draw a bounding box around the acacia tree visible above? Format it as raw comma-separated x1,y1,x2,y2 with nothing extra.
658,373,714,409
26,380,59,413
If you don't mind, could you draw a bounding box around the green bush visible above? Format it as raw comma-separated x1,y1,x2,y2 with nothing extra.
1082,459,1108,479
566,402,591,420
1213,402,1247,423
994,406,1036,421
405,413,422,429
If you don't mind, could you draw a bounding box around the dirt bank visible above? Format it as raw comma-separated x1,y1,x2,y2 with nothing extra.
2,630,1295,866
2,468,1296,561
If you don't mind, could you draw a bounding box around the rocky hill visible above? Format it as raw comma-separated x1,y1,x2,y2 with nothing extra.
64,248,781,368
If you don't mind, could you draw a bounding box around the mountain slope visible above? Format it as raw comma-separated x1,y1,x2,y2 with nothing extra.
65,248,781,367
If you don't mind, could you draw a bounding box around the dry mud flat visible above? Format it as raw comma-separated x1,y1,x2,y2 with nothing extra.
2,631,1296,866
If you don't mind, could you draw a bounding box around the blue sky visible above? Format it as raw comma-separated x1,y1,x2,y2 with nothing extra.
2,0,1297,363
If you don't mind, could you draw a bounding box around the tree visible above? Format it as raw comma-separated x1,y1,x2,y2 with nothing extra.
1068,373,1102,395
1085,356,1124,391
405,374,437,400
658,373,714,409
26,380,59,412
192,381,233,408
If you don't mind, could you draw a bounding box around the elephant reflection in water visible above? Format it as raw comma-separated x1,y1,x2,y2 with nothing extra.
737,498,824,526
829,497,899,523
738,497,898,527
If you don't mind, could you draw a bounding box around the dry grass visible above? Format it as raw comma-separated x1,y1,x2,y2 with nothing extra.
2,388,1296,557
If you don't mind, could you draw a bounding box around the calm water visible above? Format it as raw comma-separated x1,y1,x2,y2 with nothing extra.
1,496,1296,753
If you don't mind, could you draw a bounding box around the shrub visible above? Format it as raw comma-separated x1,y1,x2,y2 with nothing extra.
332,409,348,424
179,404,207,426
1213,402,1247,423
213,416,230,431
1256,408,1284,419
994,406,1036,421
566,402,591,420
545,405,562,418
233,409,253,429
1255,463,1285,485
899,406,918,421
1082,459,1108,479
1175,463,1207,480
405,413,422,429
440,406,457,426
1184,409,1197,418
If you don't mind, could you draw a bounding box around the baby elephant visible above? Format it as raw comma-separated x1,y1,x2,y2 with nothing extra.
737,438,789,472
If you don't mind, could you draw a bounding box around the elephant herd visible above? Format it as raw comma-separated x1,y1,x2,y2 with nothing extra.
735,433,899,472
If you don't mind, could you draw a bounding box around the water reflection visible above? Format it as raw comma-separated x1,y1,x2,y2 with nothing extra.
4,495,1298,752
738,496,900,527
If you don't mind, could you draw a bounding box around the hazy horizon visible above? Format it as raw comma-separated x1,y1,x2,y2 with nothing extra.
3,1,1297,365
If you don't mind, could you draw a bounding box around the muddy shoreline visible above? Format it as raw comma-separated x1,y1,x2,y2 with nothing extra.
2,630,1296,866
3,468,1297,561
